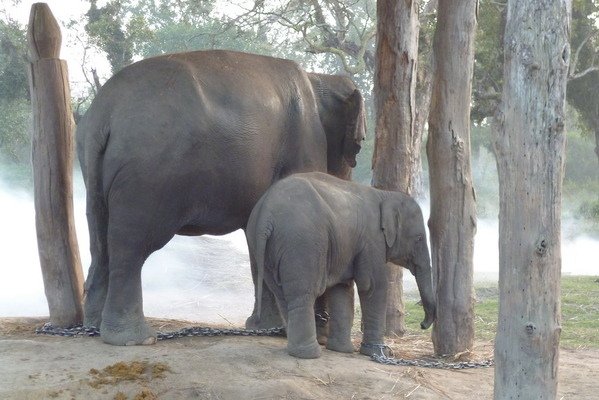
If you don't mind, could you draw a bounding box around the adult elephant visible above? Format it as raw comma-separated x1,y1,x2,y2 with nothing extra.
77,49,366,346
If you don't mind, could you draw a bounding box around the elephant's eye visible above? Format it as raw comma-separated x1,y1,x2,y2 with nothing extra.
416,234,423,242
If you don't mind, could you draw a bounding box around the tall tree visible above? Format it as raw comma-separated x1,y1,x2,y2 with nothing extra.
426,0,477,356
493,0,571,398
84,0,153,73
371,0,420,336
472,0,599,163
235,0,376,75
567,0,599,162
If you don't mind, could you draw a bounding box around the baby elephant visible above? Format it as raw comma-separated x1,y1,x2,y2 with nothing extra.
246,172,436,359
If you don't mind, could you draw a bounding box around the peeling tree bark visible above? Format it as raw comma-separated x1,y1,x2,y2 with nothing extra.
493,1,571,399
371,0,420,337
426,0,478,356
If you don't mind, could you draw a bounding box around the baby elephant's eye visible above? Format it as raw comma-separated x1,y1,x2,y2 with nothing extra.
416,234,423,242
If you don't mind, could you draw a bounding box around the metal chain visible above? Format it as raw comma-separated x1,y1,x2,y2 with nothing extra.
35,323,285,339
35,323,493,369
371,353,494,369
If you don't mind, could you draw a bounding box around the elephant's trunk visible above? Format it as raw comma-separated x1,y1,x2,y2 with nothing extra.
414,262,436,330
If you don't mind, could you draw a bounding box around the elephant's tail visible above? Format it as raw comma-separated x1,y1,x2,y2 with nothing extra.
78,120,111,298
254,219,274,321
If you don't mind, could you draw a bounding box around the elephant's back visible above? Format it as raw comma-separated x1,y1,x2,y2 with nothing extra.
96,50,313,116
264,172,372,222
82,49,320,154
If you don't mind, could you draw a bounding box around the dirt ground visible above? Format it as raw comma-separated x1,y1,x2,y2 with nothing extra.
1,318,597,400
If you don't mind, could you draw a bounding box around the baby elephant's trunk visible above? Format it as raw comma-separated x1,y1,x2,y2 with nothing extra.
415,265,436,330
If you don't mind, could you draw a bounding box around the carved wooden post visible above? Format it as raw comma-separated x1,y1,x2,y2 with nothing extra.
27,3,84,326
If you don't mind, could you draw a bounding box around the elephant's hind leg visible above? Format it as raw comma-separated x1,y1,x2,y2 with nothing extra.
245,252,284,330
280,256,323,358
286,295,321,359
101,236,157,346
99,200,175,345
83,257,108,328
326,282,355,353
83,197,109,328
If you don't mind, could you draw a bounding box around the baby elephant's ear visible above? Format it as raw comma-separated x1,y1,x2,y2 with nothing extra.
380,199,401,248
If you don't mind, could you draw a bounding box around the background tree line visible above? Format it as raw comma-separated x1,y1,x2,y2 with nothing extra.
1,0,598,228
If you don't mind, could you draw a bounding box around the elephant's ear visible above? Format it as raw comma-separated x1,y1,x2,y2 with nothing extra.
380,199,400,248
343,89,366,167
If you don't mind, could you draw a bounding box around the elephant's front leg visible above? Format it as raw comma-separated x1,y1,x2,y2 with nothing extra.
326,282,355,353
357,263,391,357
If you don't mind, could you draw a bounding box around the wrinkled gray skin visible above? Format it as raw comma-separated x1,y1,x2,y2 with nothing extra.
245,71,364,338
246,172,436,359
76,50,365,346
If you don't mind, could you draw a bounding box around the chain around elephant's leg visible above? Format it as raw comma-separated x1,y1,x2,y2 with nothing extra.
314,292,329,345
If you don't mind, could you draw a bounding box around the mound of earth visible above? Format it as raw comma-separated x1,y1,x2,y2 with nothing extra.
1,317,597,399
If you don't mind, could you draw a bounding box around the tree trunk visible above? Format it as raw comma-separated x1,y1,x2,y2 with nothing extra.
371,0,420,337
594,123,599,163
27,3,84,326
426,0,478,356
493,1,570,398
413,53,434,199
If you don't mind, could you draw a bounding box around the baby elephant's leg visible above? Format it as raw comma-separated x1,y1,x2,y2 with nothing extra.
326,282,355,353
286,293,321,358
280,255,323,358
357,263,391,357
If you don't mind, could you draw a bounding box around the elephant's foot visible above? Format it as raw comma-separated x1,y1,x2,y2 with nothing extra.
359,342,394,358
83,291,107,329
83,311,102,329
316,320,329,345
100,317,156,346
326,337,354,353
287,340,322,359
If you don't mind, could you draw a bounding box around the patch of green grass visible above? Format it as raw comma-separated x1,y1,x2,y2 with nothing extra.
398,276,599,349
560,276,599,348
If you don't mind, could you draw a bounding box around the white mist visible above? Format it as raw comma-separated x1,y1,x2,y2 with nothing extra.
0,175,596,323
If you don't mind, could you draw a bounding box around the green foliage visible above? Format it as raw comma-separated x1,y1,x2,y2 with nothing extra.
567,0,599,140
577,199,599,220
84,0,154,73
0,97,31,165
0,16,28,102
560,117,599,232
473,0,599,146
564,125,599,185
472,0,505,123
0,13,30,170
